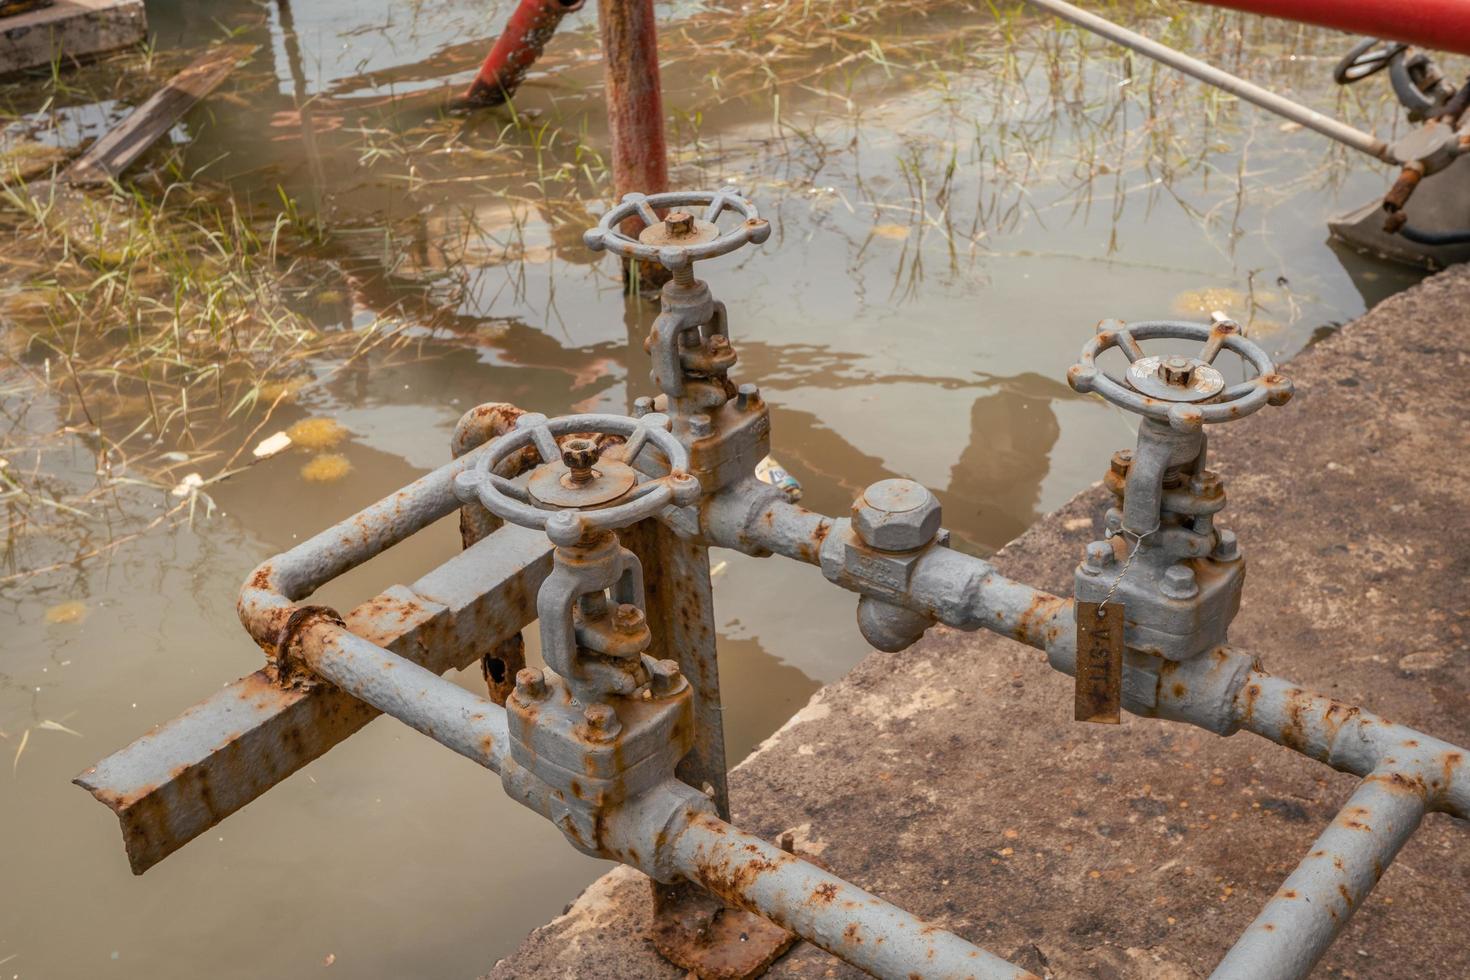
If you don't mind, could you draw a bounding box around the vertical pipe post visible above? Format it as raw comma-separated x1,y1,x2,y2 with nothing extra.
621,519,729,814
597,0,669,286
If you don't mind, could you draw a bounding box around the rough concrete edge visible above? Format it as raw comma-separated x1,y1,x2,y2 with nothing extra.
489,262,1470,972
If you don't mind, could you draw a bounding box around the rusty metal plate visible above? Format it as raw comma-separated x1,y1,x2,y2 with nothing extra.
1075,601,1123,724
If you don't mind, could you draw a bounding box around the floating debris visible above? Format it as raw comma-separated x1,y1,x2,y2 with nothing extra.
287,418,349,451
253,432,293,459
871,223,910,240
300,454,352,483
44,600,87,624
170,473,204,497
1172,287,1245,316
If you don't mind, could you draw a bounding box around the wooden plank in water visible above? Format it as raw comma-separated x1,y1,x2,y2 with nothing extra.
63,42,255,186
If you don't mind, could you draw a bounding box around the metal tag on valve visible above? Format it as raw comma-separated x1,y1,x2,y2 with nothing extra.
1075,601,1123,724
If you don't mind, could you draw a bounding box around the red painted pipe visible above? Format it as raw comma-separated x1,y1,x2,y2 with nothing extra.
598,0,669,281
1190,0,1470,57
462,0,584,107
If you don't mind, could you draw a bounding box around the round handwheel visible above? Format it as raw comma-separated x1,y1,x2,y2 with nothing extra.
453,412,701,544
1067,319,1293,431
1333,38,1407,85
583,190,771,272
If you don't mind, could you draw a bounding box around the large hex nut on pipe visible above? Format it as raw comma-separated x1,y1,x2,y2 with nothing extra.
1067,317,1293,432
452,411,701,543
852,479,942,552
582,190,771,272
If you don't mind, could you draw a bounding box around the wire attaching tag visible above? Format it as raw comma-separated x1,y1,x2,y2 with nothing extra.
1075,601,1123,724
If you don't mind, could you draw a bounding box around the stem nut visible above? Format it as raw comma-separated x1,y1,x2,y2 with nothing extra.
1161,563,1199,600
852,479,941,552
1158,355,1197,387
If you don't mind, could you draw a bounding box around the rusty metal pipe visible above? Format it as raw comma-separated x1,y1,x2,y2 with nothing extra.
462,0,584,108
238,444,492,647
1210,773,1427,980
669,812,1040,980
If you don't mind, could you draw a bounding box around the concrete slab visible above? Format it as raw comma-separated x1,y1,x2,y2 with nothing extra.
491,264,1470,979
0,0,145,74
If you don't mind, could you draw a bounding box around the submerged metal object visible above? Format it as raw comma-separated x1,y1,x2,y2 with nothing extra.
79,190,1469,980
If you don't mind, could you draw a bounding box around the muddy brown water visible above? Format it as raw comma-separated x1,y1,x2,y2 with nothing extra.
0,0,1447,976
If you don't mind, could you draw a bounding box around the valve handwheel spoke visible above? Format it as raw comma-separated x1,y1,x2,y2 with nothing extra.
453,411,701,543
1067,317,1293,431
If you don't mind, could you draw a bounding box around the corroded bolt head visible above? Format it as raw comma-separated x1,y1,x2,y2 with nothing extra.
852,478,941,552
689,414,713,438
736,383,759,410
1161,563,1199,599
1158,356,1196,387
1110,449,1133,477
707,334,731,353
560,437,600,485
514,667,546,702
1214,528,1240,561
1084,540,1115,573
665,211,695,237
612,603,646,635
583,703,621,739
1191,470,1223,496
648,658,682,696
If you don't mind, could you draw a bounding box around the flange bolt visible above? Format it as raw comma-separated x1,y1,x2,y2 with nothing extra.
1083,540,1115,574
514,667,547,702
1161,563,1199,599
736,383,760,411
583,703,621,741
1214,528,1240,561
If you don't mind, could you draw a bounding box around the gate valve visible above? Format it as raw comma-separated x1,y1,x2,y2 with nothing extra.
1067,317,1293,432
1069,318,1293,663
454,411,701,545
583,189,771,280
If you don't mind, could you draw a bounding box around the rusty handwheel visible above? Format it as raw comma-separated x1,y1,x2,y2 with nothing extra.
583,190,770,273
1067,318,1294,431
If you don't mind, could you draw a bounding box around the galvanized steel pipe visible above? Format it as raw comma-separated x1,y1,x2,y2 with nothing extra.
1210,773,1427,980
1022,0,1398,163
296,622,511,772
238,443,489,646
671,812,1039,980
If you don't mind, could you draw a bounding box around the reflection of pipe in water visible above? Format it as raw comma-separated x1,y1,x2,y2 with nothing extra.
274,0,327,207
1021,0,1398,163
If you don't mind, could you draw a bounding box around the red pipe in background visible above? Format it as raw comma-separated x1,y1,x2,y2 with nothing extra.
1190,0,1470,57
598,0,670,282
461,0,584,107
